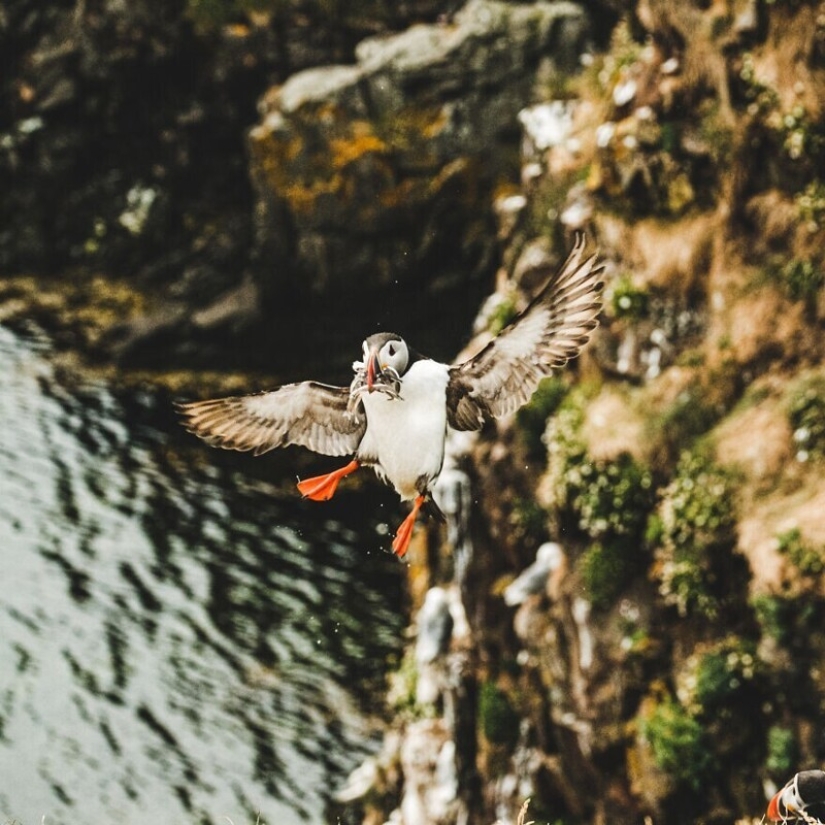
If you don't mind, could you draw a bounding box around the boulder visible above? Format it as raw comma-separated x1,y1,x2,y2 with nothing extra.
247,0,590,299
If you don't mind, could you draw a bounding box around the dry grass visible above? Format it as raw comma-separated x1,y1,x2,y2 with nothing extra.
494,798,535,825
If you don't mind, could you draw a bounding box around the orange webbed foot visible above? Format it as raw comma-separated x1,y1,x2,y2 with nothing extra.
392,495,425,557
297,459,359,501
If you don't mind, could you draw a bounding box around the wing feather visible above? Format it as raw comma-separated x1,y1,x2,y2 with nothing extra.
447,234,604,430
177,381,365,457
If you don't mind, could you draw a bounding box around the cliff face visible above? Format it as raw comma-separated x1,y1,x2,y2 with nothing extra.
337,3,825,824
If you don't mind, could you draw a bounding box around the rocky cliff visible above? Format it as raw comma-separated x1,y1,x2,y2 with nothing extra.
0,0,599,371
1,0,458,368
331,2,825,824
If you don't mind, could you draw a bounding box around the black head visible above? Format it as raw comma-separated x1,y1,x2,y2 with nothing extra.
361,333,410,381
797,771,825,808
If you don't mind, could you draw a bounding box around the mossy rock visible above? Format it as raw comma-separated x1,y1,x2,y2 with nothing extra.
478,680,519,747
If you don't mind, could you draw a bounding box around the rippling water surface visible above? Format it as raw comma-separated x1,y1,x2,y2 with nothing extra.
0,322,406,825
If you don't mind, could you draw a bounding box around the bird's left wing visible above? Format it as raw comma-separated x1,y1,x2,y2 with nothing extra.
177,381,365,457
447,234,604,431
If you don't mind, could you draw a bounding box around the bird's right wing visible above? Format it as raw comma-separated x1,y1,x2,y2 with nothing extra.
447,234,603,430
177,382,365,457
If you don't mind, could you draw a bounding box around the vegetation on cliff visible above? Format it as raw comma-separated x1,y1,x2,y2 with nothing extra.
379,2,825,824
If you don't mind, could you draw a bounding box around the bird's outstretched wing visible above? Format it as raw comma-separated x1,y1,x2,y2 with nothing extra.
447,234,604,431
177,382,365,457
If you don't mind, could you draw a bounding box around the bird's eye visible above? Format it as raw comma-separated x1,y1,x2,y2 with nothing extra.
388,344,396,357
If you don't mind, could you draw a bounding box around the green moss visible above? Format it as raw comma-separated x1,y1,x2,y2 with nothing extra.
544,390,589,513
766,725,798,776
644,512,665,546
510,497,549,540
777,527,825,576
752,594,794,643
580,538,645,611
641,699,715,790
387,647,436,719
646,385,723,463
697,98,735,168
479,681,519,746
679,637,760,716
516,377,568,461
787,375,825,461
546,389,588,451
752,592,821,645
609,274,650,320
652,452,737,618
675,348,706,367
565,452,655,540
487,295,519,337
796,179,825,231
782,258,824,304
693,651,739,709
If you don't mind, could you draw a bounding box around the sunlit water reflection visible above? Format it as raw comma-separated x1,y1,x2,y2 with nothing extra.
0,322,405,825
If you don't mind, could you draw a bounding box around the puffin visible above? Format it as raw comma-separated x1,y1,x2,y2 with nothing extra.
177,234,604,558
768,770,825,822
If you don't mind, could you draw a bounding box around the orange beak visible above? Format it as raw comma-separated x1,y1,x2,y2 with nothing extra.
766,791,782,821
366,352,379,392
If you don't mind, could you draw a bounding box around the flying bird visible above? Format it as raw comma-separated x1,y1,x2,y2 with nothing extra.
177,234,604,558
768,770,825,822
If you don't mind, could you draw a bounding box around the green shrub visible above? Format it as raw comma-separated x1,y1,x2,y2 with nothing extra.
610,275,650,320
796,179,825,231
677,637,760,716
516,377,568,461
652,452,737,618
487,295,519,337
647,386,723,463
565,452,655,540
580,538,644,610
775,104,825,162
788,375,825,461
752,591,821,645
641,699,715,790
510,497,550,541
739,55,825,162
752,593,794,643
543,392,589,513
782,258,824,304
545,397,656,610
766,725,797,776
776,527,825,576
479,681,519,746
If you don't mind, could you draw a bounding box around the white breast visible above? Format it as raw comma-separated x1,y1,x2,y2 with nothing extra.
357,359,450,500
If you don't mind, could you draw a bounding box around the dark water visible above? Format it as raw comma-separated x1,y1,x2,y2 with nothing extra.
0,322,406,825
